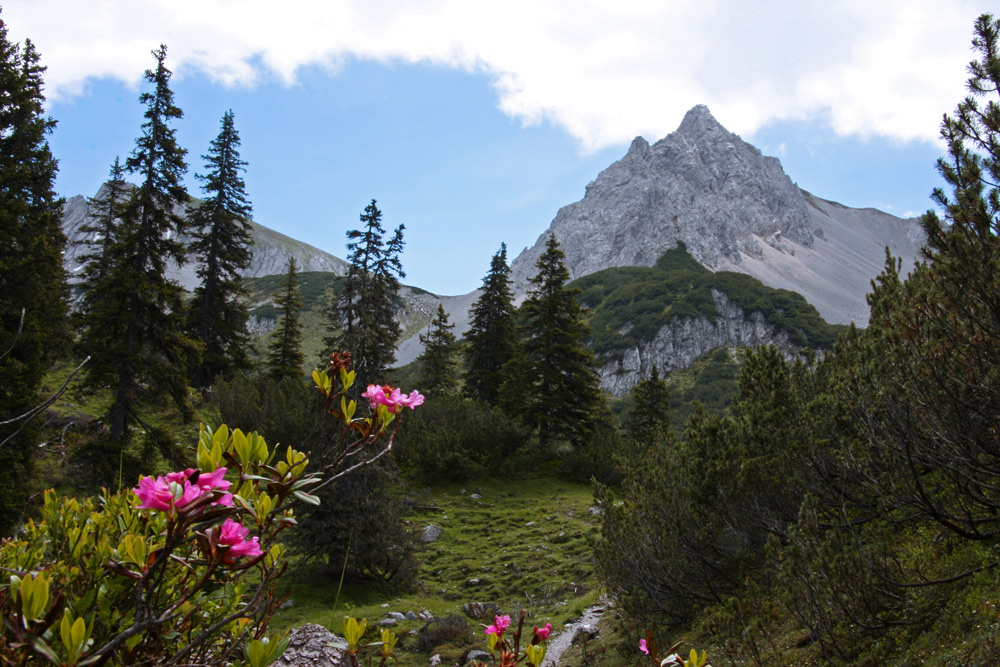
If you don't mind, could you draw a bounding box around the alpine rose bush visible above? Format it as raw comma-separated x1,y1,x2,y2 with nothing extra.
0,352,418,667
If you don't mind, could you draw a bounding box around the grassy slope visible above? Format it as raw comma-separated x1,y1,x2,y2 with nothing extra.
271,477,601,666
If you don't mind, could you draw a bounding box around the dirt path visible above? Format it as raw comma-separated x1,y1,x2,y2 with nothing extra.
541,603,605,666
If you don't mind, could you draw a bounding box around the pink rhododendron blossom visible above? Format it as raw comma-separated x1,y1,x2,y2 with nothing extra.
640,639,649,655
534,623,552,640
134,468,233,512
484,625,497,637
493,615,511,634
361,384,424,413
218,518,263,560
134,476,175,511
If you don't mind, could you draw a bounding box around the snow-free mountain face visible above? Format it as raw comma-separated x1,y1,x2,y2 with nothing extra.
60,191,349,290
507,105,924,327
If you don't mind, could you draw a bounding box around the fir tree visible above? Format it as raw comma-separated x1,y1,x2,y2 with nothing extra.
416,304,459,397
500,234,605,446
186,110,254,387
78,44,196,446
0,19,69,533
325,199,404,388
625,365,671,445
76,157,127,298
464,242,518,405
266,258,306,381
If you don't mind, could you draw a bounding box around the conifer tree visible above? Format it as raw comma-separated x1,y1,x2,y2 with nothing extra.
416,304,459,397
78,44,196,445
625,365,671,445
464,243,518,405
0,17,69,533
325,199,405,388
500,234,605,446
186,110,254,387
76,157,126,297
266,258,306,381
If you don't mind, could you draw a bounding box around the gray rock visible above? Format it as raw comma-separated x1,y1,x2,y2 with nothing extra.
387,612,406,621
419,610,435,621
419,524,443,543
597,288,799,396
470,493,481,500
466,649,491,664
405,611,418,620
378,618,398,627
273,624,349,667
429,655,441,666
467,578,481,586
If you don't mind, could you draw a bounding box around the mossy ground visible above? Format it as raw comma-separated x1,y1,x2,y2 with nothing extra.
271,476,602,666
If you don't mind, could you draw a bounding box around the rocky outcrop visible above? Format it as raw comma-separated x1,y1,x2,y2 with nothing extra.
597,289,797,396
272,624,349,667
60,191,349,291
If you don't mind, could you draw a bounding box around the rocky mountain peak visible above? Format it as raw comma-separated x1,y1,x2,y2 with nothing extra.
675,103,727,138
504,104,923,328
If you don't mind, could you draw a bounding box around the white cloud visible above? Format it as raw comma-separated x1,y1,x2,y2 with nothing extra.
2,0,993,150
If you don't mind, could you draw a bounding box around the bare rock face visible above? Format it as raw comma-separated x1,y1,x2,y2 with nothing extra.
273,624,349,667
598,289,797,396
509,105,817,291
507,105,923,328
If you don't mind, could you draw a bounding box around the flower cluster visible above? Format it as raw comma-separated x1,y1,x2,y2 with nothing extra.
475,612,551,667
361,384,425,413
218,517,263,562
484,614,511,639
134,467,233,512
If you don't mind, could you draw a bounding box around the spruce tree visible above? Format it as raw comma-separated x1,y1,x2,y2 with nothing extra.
76,157,127,298
0,18,68,533
500,234,605,446
78,44,196,446
266,258,306,381
625,365,671,445
464,243,518,405
325,199,405,388
416,304,459,397
186,110,254,387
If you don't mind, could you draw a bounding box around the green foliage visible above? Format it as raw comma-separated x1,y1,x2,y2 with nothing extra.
500,235,609,447
0,424,307,667
464,243,519,406
575,243,837,359
0,19,69,535
288,461,418,588
77,44,198,448
394,396,531,481
416,304,460,398
212,374,316,451
266,258,307,381
325,199,405,389
186,109,255,388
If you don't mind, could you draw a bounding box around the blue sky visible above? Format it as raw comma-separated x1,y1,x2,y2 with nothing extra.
4,1,989,295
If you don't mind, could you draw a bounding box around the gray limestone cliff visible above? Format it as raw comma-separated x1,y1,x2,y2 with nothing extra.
597,289,797,396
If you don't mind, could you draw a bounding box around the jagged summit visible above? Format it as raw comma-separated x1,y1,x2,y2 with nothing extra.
507,104,921,327
675,103,727,137
510,105,815,288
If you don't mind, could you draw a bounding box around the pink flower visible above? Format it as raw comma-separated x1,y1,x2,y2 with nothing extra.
218,518,263,561
134,468,233,512
534,623,552,640
484,625,497,637
362,385,425,413
493,615,511,634
640,639,649,655
135,476,175,511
